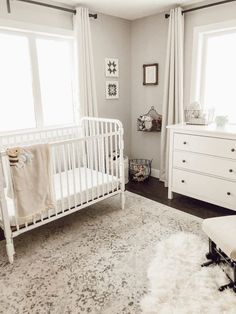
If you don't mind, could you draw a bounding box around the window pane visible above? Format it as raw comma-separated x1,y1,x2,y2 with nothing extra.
204,32,236,123
0,33,36,132
36,38,74,126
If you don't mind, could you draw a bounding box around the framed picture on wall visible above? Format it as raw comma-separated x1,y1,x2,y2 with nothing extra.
106,81,119,99
105,58,119,77
143,63,158,85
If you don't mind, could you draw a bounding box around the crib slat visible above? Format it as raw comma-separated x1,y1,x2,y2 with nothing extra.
95,121,103,198
114,124,119,191
105,123,110,195
118,123,125,195
84,121,91,203
63,143,71,211
95,122,99,199
100,122,105,197
75,140,83,206
82,137,89,204
71,142,77,209
51,146,58,217
89,136,94,201
109,122,114,193
57,145,64,213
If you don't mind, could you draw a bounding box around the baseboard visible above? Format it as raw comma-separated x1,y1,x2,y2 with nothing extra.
151,168,160,179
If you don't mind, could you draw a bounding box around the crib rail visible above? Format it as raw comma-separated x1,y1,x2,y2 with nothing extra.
0,118,125,254
0,125,81,149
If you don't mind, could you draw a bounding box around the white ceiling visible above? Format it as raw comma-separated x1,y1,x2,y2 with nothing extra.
51,0,206,20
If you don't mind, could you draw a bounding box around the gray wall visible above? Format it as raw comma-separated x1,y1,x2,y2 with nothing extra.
130,14,168,171
91,14,131,156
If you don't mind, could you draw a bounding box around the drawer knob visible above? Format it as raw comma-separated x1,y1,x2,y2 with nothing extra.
227,192,231,196
229,169,233,173
182,160,186,163
183,141,187,145
181,180,185,183
231,148,235,152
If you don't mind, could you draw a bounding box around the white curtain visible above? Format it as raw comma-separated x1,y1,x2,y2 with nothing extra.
73,7,98,118
160,7,184,186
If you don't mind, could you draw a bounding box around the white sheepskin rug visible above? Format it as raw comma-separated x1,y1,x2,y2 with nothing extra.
141,232,236,314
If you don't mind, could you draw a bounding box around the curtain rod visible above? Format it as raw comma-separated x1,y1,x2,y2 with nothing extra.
6,0,98,19
165,0,236,18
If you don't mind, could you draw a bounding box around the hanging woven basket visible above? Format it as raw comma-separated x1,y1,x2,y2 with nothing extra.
137,106,162,132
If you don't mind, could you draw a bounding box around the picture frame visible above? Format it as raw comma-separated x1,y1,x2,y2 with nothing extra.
106,81,119,99
105,58,119,77
143,63,158,85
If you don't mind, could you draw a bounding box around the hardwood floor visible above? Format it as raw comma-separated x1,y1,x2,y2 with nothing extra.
126,176,236,219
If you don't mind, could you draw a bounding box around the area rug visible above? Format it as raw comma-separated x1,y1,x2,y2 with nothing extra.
0,191,202,314
141,232,236,314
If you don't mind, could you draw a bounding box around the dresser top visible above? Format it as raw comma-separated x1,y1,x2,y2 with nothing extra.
167,123,236,139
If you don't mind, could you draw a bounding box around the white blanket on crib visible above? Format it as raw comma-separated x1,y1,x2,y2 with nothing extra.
7,144,56,224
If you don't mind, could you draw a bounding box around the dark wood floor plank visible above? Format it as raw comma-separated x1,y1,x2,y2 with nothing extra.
126,177,236,219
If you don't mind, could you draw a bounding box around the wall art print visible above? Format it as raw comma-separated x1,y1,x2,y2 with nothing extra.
105,58,119,77
106,81,119,99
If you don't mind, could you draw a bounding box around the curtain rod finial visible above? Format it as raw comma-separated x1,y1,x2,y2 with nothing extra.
165,13,170,19
89,13,98,19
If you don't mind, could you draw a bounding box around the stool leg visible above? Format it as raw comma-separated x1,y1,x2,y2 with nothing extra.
219,282,234,292
233,262,236,293
218,260,236,293
206,239,217,260
201,239,218,267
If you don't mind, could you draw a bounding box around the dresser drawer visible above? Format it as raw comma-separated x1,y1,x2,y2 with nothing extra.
172,169,236,208
174,133,236,159
173,151,236,181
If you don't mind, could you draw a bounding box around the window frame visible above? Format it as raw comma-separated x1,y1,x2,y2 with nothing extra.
0,19,76,135
190,19,236,110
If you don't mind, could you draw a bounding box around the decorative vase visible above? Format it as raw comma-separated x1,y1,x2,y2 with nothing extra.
215,115,228,128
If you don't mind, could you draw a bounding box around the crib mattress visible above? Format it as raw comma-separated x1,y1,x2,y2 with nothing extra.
4,167,120,226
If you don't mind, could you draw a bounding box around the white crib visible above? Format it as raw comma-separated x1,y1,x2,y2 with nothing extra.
0,117,125,263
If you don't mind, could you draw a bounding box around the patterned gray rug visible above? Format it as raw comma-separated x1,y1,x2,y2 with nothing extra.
0,191,203,314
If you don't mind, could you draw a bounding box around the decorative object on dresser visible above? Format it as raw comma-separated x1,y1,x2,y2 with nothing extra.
184,102,214,125
106,81,119,99
105,58,119,77
215,115,228,128
143,63,158,85
129,159,152,182
137,106,162,132
167,124,236,211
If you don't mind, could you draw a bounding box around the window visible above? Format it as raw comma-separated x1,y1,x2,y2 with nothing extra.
0,28,75,133
203,32,236,123
192,22,236,124
0,33,36,132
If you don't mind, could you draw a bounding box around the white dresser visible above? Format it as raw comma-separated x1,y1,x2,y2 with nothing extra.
167,124,236,211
